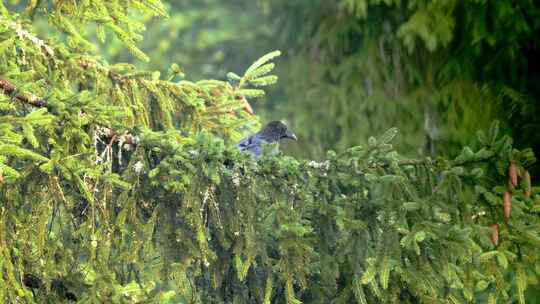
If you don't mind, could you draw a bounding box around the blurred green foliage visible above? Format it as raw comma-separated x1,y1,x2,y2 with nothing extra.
73,1,540,170
93,1,273,81
264,0,540,161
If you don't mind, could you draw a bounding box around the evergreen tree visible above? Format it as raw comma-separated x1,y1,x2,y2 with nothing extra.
1,1,539,303
264,0,540,164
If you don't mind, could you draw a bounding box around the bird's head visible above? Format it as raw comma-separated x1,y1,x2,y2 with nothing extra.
259,120,297,142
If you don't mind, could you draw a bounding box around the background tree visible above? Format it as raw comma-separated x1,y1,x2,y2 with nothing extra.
1,1,540,303
263,0,540,165
72,1,540,175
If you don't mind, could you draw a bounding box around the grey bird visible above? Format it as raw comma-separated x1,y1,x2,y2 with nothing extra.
237,121,297,157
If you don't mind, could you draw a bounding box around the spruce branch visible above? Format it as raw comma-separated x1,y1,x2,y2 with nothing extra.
0,78,48,107
364,158,438,170
3,18,134,84
3,19,258,124
0,78,139,149
0,18,55,57
78,58,135,84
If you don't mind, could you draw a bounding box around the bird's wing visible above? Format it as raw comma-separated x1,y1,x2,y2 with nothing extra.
237,135,253,149
237,134,263,156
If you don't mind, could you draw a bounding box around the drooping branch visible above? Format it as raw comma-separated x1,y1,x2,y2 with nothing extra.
0,77,138,149
0,78,48,107
1,18,55,57
2,19,256,116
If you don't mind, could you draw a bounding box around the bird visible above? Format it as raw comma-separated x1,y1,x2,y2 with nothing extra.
237,121,297,158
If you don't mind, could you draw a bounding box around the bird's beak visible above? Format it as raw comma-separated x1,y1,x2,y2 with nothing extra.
285,130,297,141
